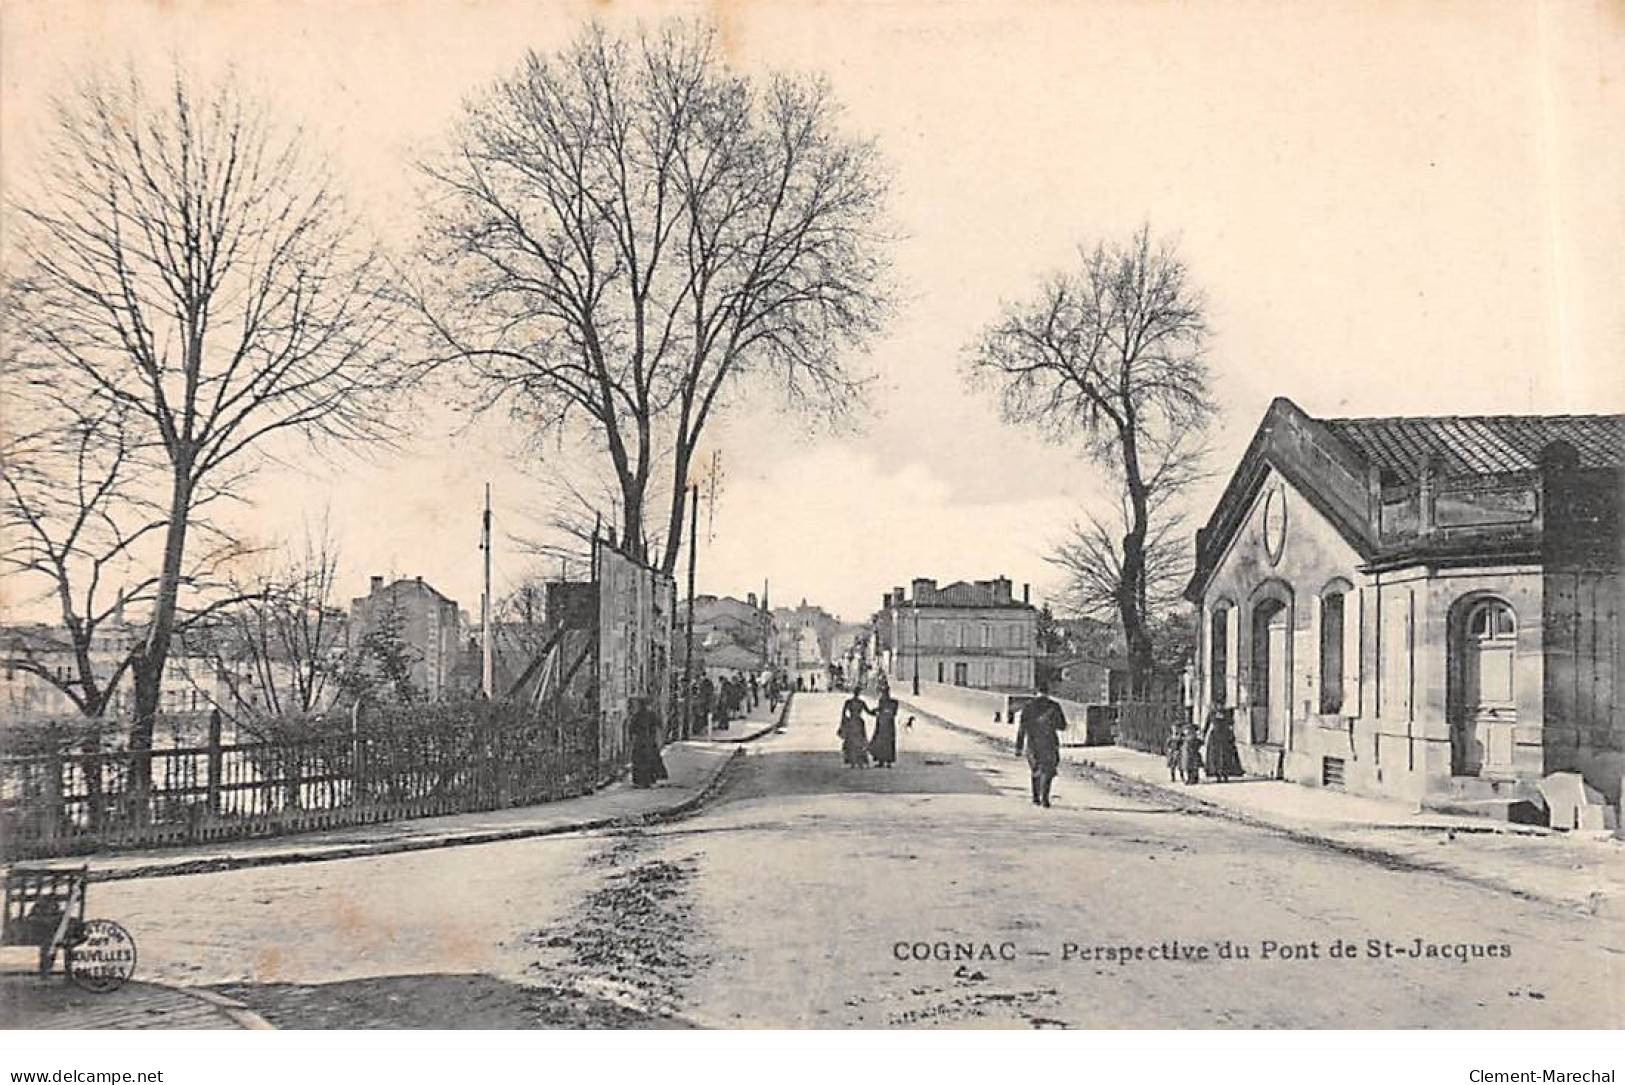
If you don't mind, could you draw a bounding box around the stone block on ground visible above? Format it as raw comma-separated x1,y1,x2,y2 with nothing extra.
1538,772,1617,831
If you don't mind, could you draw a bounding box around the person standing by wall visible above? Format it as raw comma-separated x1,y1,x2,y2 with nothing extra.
1202,706,1242,783
629,696,669,788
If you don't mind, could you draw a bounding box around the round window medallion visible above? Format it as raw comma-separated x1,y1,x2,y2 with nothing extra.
1261,485,1287,565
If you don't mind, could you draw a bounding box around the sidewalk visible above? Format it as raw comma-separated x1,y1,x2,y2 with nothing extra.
698,692,792,744
20,739,742,884
900,690,1625,916
1,977,271,1030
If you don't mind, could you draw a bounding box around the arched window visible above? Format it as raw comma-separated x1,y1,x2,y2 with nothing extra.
1319,587,1347,714
1209,604,1231,707
1466,599,1516,641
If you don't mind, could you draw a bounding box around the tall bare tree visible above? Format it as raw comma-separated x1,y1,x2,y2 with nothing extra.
966,227,1213,694
416,20,892,573
5,70,406,761
0,317,245,719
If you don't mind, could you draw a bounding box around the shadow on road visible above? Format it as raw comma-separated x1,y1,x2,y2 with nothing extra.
710,747,1004,809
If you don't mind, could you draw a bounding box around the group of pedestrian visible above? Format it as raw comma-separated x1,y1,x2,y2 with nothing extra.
686,667,790,736
1166,705,1244,785
837,684,901,768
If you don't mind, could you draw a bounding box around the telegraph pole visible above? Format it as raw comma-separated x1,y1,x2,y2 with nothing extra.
481,482,493,699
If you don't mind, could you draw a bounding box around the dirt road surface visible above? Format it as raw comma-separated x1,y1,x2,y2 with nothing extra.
79,692,1621,1028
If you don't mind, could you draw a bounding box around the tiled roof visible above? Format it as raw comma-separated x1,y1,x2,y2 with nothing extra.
1323,414,1625,483
919,580,1029,608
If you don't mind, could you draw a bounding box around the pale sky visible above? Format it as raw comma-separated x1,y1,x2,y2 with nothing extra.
3,0,1621,623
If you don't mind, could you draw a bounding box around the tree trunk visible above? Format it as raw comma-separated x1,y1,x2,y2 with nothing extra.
619,485,646,563
659,446,693,578
1118,527,1154,699
130,467,193,765
1118,418,1154,699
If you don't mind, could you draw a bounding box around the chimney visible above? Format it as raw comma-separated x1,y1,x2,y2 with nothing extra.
995,576,1013,604
911,577,936,603
370,575,384,594
747,592,758,608
1023,583,1030,605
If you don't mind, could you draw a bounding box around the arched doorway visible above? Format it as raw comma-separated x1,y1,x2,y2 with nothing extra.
1250,597,1290,746
1450,597,1518,776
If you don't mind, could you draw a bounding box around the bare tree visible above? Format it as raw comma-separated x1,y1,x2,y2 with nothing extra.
0,318,246,719
509,449,662,571
181,519,347,732
416,20,893,574
5,70,406,762
966,226,1213,694
1046,482,1195,626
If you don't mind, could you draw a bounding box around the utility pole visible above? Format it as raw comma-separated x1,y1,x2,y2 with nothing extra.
684,483,698,739
481,482,493,700
704,448,723,545
761,578,770,671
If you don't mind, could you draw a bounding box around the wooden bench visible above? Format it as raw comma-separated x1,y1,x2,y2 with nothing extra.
2,865,87,977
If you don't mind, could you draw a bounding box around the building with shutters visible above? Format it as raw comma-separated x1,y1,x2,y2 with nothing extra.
1184,397,1623,815
881,576,1038,692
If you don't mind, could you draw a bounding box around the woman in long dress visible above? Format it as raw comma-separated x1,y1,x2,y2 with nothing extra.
629,697,669,788
1202,706,1244,783
869,693,899,768
838,692,872,767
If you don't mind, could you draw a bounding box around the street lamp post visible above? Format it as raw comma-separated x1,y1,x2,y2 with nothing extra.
911,598,920,697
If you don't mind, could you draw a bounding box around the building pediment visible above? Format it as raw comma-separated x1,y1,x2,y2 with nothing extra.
1186,398,1378,601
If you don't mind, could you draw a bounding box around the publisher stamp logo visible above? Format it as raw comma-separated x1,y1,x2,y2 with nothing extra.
67,919,137,993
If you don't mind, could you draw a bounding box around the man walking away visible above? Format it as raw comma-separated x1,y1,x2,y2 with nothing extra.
1015,683,1068,807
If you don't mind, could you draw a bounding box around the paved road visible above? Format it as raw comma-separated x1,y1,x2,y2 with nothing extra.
67,692,1624,1028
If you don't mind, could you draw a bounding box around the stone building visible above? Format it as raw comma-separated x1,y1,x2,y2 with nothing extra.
348,575,465,701
882,576,1038,692
1185,398,1623,815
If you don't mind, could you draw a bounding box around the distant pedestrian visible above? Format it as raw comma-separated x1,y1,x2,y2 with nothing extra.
697,675,715,734
1202,707,1243,783
1015,683,1068,808
717,676,737,731
869,692,900,768
1165,724,1182,783
838,691,873,768
629,696,668,788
